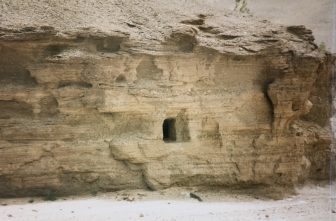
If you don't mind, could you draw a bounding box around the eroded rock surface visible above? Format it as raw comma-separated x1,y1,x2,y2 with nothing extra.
0,0,334,197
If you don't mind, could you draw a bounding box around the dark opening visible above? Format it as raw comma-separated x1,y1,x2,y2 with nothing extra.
115,74,126,83
163,118,176,142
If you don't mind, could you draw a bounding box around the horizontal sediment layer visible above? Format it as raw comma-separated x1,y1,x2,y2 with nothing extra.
0,0,334,197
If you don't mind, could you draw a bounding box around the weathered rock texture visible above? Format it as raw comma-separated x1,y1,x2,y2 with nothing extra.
0,0,334,197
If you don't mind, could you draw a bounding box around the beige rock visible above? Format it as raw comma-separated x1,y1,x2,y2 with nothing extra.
0,0,334,197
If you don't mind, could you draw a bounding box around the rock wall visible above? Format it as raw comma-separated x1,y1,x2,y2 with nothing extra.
0,0,333,197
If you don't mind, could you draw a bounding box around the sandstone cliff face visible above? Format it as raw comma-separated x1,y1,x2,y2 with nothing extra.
0,0,333,197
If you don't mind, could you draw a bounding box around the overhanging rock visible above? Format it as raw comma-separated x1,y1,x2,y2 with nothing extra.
0,0,333,197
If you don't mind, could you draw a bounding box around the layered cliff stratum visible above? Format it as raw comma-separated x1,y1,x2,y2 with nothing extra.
0,0,334,197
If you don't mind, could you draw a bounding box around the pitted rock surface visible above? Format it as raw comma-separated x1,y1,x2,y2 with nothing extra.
0,0,334,196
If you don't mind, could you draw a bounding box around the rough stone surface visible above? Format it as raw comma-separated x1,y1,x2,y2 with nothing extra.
0,0,334,197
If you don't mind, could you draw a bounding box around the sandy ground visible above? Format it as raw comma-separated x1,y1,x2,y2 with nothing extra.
0,184,335,221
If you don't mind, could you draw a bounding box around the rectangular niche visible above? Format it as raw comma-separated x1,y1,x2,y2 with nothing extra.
163,110,190,142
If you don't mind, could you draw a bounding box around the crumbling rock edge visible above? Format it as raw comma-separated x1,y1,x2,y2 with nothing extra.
0,17,334,198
